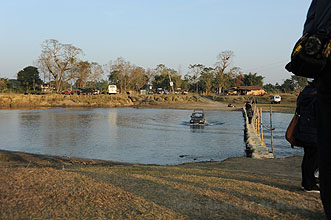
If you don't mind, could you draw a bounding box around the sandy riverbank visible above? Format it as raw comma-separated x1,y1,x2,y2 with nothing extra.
0,93,296,113
0,149,324,219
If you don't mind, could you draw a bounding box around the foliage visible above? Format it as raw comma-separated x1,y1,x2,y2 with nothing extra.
242,72,264,87
0,78,8,92
291,75,308,91
280,75,307,93
180,74,191,91
152,64,181,92
107,57,149,93
129,66,149,91
6,79,22,93
74,61,91,88
199,67,215,94
91,80,109,93
189,64,204,93
263,83,280,93
17,66,42,91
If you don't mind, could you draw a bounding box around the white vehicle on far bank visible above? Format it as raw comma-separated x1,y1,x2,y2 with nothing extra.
107,85,117,94
271,95,281,104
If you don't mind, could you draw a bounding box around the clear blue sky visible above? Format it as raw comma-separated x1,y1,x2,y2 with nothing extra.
0,0,312,84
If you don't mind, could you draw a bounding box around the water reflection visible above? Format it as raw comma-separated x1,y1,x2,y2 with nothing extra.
262,112,303,158
0,108,302,165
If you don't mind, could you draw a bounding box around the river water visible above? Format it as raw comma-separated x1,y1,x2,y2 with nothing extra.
0,108,302,165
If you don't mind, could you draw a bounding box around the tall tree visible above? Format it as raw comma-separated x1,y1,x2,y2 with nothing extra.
291,75,308,91
153,64,180,92
181,74,192,91
17,66,42,91
153,64,170,90
221,67,242,89
89,62,104,87
75,61,91,88
129,66,148,91
199,67,214,94
145,68,156,87
281,79,295,93
107,57,131,93
263,83,279,93
215,50,234,94
189,64,204,93
38,39,83,93
234,73,243,87
0,78,8,92
242,72,264,87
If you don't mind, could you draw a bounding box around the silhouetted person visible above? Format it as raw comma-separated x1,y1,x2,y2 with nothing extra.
245,101,253,124
303,1,331,218
293,81,319,192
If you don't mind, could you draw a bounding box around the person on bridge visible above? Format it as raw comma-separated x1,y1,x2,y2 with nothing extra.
245,101,253,124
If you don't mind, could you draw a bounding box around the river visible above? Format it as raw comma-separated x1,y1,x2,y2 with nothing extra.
0,108,302,165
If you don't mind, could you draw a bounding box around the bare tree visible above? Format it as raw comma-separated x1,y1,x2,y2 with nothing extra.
129,66,148,91
75,61,91,88
107,57,131,93
225,67,242,88
38,39,83,93
215,50,234,94
89,62,104,87
146,68,156,87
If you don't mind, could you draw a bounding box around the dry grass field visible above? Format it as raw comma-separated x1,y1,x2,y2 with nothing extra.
0,150,324,220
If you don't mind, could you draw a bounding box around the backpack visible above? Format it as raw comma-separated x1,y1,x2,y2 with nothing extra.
292,86,318,147
285,2,331,78
285,32,331,78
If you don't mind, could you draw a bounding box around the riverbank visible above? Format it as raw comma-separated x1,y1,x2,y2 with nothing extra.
0,150,324,219
0,93,297,112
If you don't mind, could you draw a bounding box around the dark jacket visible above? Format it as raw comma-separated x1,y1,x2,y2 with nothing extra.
293,85,318,147
245,102,252,111
304,0,331,34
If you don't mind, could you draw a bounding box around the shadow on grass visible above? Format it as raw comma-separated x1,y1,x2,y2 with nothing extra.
74,169,276,220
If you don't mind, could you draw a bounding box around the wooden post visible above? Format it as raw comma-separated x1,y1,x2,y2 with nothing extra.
257,108,260,135
260,108,263,142
270,105,275,157
254,103,257,126
254,107,257,131
252,105,256,128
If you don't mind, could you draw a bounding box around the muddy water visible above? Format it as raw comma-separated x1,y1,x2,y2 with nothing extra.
0,108,302,165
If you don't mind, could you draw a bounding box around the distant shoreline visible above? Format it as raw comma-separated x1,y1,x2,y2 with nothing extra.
0,93,296,113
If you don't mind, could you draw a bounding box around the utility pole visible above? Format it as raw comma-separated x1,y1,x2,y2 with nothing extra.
168,72,174,93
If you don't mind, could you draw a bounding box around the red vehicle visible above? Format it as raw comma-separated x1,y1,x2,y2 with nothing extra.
65,90,73,95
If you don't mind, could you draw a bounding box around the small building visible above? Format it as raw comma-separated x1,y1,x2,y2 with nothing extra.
40,84,55,93
225,86,266,96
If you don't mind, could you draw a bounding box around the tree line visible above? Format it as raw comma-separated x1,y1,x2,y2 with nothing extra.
0,39,308,94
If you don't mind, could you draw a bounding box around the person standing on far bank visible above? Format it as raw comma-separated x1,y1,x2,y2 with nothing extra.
303,0,331,218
